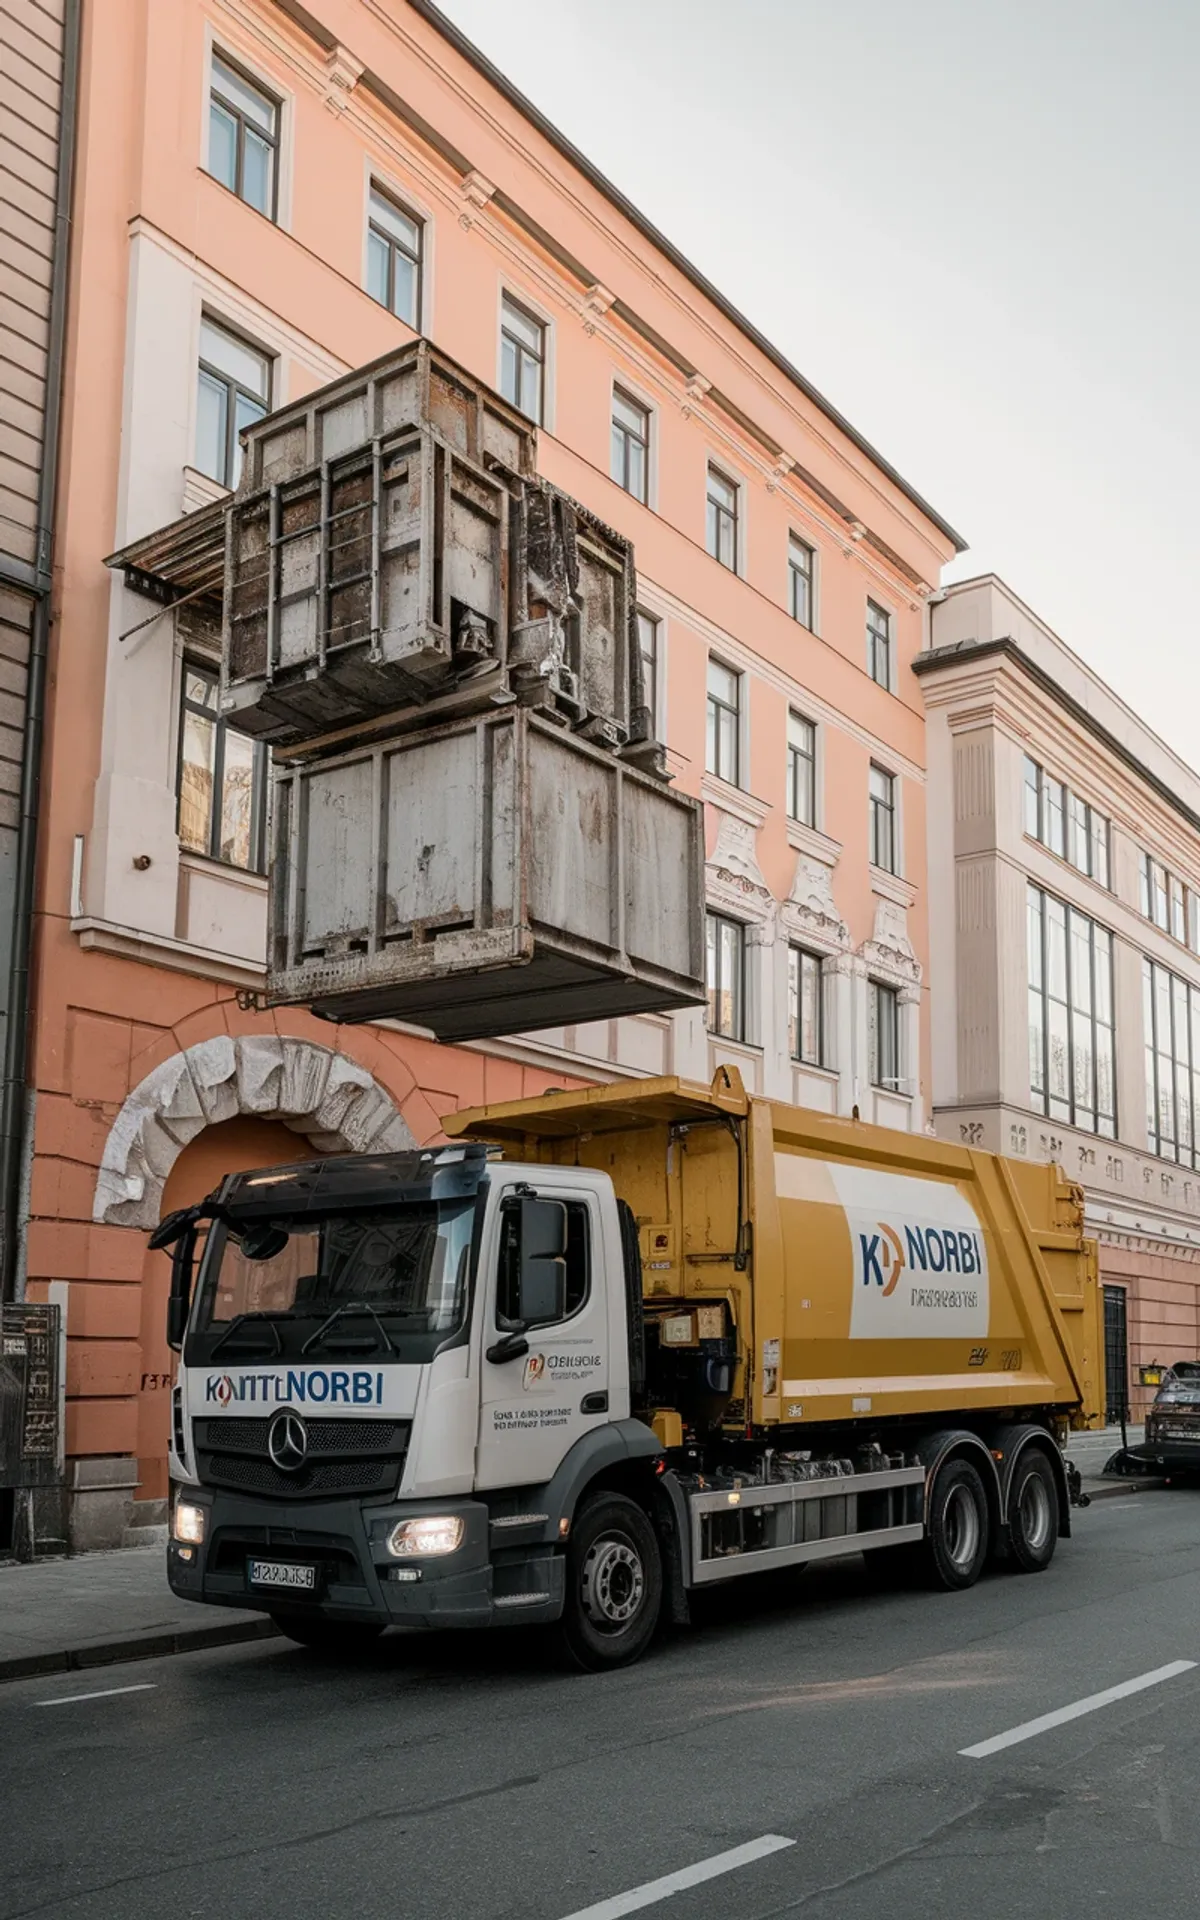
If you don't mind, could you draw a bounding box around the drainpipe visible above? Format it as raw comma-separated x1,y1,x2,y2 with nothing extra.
0,0,81,1301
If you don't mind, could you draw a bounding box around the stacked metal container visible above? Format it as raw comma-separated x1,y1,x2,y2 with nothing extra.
220,341,704,1039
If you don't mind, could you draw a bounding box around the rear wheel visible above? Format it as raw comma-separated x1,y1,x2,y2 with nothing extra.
924,1457,990,1591
558,1493,662,1672
1006,1450,1059,1573
271,1615,385,1653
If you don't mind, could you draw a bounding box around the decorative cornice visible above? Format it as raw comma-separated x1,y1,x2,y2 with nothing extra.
323,43,364,112
870,866,918,909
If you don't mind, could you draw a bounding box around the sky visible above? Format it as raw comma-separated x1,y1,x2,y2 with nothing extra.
438,0,1200,764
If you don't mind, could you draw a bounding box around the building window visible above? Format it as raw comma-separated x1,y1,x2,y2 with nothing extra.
611,387,649,502
706,912,745,1040
787,711,816,827
706,465,738,570
789,535,814,629
366,185,423,329
706,658,741,784
178,661,267,871
207,51,279,220
1027,884,1116,1136
1023,755,1110,887
788,947,822,1065
1138,850,1200,953
500,294,545,423
1144,959,1200,1167
869,981,900,1089
636,610,659,732
866,600,892,689
195,318,270,490
869,763,896,873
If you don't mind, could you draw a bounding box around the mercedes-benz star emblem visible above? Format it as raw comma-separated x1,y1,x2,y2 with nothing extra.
268,1411,308,1473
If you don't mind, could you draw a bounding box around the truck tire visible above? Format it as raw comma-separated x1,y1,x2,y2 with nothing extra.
1006,1450,1059,1573
925,1457,990,1591
558,1493,662,1672
271,1615,385,1653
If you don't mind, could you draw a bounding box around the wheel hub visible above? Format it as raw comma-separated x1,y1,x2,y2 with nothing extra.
1018,1470,1052,1552
580,1534,644,1629
943,1483,980,1570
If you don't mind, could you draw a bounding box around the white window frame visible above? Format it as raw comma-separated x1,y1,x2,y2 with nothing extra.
866,596,896,693
361,157,433,336
497,282,554,433
635,605,665,739
200,27,294,232
610,376,656,508
705,458,744,576
706,655,744,788
788,532,818,632
193,310,274,492
868,761,901,877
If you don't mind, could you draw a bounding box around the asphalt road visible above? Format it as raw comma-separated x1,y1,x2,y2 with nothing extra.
3,1489,1200,1920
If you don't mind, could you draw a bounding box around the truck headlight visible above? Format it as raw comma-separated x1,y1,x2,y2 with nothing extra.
173,1498,206,1546
387,1516,464,1558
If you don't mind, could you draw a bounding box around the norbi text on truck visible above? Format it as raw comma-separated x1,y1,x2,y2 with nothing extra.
155,1068,1104,1670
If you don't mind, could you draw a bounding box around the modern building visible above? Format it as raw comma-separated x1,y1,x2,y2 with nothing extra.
21,0,960,1549
920,576,1200,1422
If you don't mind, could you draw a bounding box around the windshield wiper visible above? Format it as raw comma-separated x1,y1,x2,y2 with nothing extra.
302,1302,398,1357
211,1312,288,1358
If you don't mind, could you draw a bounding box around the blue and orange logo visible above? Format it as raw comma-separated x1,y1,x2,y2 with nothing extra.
860,1221,984,1287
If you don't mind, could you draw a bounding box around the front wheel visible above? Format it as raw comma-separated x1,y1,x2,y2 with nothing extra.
924,1457,990,1591
558,1493,662,1672
1006,1450,1059,1573
271,1615,385,1653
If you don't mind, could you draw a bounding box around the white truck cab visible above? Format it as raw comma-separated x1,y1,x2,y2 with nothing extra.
162,1144,664,1669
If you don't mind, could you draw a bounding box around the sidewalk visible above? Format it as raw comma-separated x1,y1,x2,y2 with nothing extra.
0,1547,276,1683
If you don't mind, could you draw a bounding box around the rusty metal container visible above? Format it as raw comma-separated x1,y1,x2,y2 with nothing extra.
220,342,661,774
266,708,704,1040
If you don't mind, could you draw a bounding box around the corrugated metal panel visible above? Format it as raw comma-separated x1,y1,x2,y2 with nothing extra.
0,0,64,573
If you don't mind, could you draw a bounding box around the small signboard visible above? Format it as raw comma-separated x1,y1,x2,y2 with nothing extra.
0,1303,63,1489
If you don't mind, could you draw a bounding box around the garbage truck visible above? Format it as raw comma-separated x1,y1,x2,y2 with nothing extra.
156,1067,1104,1669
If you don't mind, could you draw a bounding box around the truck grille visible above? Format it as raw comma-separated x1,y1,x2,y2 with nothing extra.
194,1416,408,1501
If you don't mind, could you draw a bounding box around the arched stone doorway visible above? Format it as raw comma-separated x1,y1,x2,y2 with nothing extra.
94,1036,415,1509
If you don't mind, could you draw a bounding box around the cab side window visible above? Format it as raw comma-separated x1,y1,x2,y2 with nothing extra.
496,1199,590,1326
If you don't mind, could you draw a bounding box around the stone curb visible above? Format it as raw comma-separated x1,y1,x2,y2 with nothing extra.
0,1615,279,1686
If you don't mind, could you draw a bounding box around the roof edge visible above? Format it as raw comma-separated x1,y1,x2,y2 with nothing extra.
914,637,1200,839
405,0,966,554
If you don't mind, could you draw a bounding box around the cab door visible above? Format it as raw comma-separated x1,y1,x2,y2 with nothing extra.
475,1183,610,1491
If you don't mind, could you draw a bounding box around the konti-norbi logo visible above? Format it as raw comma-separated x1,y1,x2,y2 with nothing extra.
860,1220,985,1297
827,1162,990,1341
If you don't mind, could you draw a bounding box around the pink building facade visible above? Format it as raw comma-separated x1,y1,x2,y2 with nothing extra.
25,0,959,1547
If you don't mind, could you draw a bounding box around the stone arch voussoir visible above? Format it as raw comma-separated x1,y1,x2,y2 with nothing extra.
93,1035,415,1228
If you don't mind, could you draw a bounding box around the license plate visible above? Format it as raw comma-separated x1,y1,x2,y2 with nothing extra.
248,1559,317,1592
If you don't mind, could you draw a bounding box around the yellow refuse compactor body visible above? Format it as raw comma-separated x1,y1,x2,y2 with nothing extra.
446,1065,1105,1441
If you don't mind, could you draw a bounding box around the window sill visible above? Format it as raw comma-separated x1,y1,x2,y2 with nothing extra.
869,866,916,907
701,773,769,827
71,915,265,988
787,819,841,866
181,466,230,515
706,1032,762,1055
179,850,267,892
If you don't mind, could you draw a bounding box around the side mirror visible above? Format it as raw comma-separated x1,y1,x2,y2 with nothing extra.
516,1198,567,1327
165,1225,197,1353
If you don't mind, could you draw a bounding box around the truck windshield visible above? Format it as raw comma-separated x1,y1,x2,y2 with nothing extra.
190,1201,476,1359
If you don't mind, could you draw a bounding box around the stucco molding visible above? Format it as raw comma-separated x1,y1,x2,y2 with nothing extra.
705,811,773,924
859,895,922,988
779,852,851,956
93,1036,415,1229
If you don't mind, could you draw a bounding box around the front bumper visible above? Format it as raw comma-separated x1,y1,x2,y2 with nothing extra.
168,1486,564,1631
1126,1432,1200,1472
